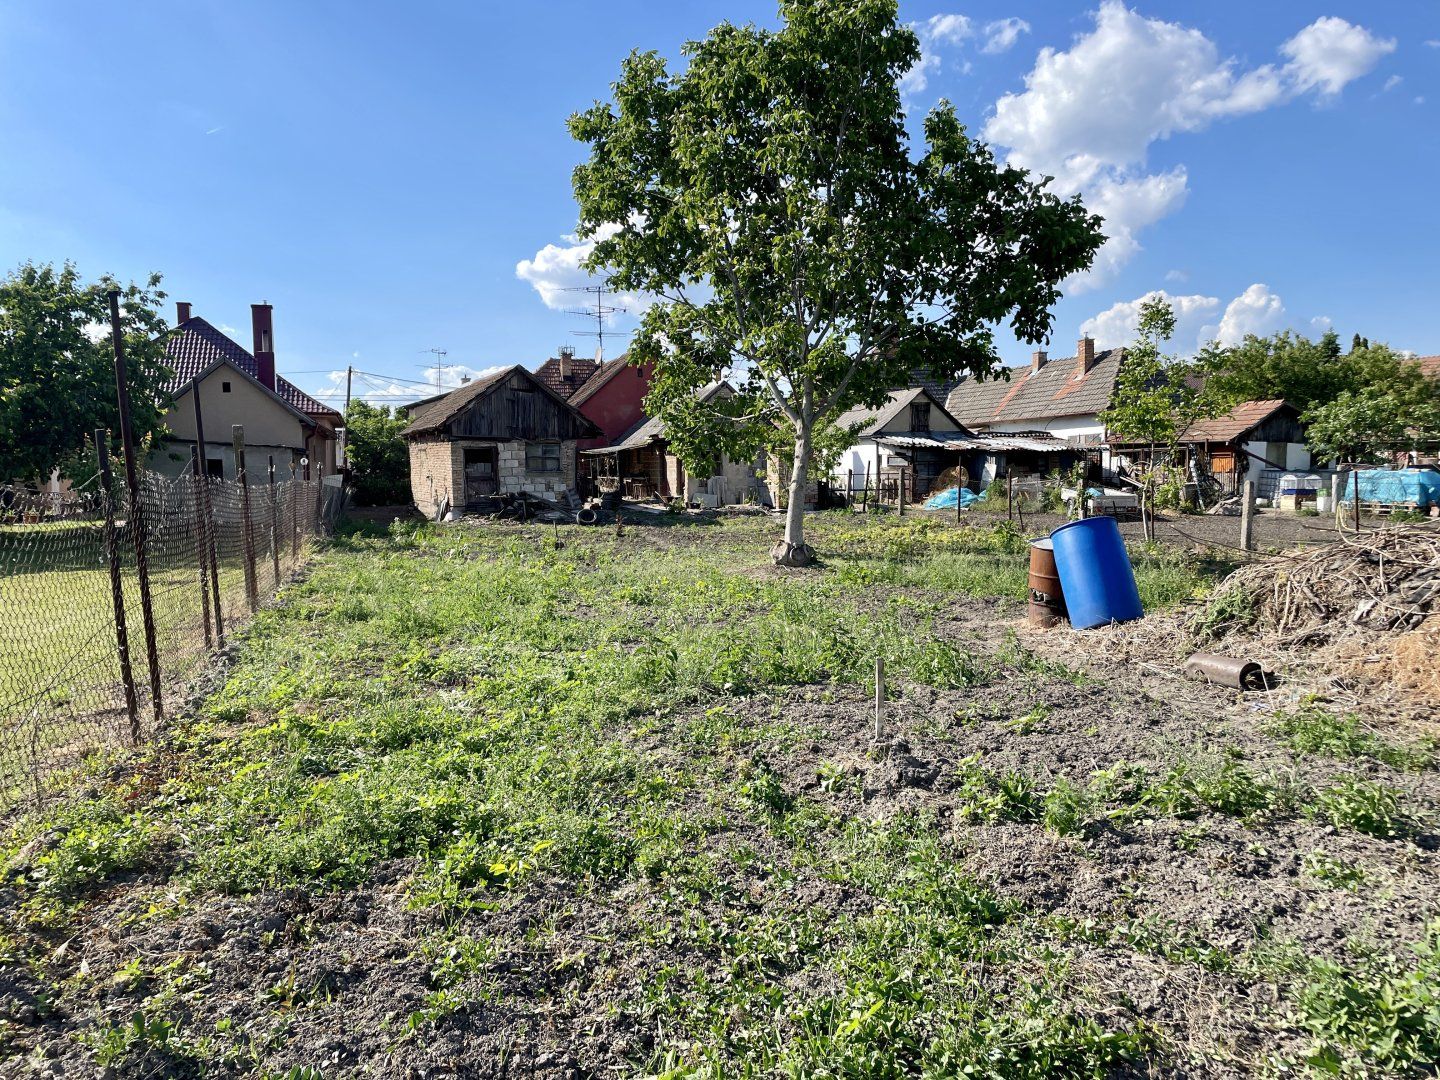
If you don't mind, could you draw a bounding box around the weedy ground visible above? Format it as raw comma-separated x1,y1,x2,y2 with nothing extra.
0,513,1436,1079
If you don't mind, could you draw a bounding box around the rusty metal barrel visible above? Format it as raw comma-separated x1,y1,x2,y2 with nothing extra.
1027,538,1066,627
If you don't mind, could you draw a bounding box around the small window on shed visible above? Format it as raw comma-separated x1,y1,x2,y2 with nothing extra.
222,381,232,393
909,401,931,431
526,442,562,473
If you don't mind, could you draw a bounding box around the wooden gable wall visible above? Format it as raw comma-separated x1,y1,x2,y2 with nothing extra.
444,369,592,441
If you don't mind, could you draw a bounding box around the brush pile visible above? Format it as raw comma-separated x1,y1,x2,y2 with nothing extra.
1195,522,1440,646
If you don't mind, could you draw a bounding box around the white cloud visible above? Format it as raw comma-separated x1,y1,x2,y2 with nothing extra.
1427,40,1440,49
1080,289,1220,351
983,4,1394,287
899,49,942,95
1203,283,1288,346
1279,16,1395,98
921,14,973,45
981,18,1030,54
312,364,506,408
515,224,647,315
1310,315,1333,332
1383,74,1403,92
1164,268,1189,283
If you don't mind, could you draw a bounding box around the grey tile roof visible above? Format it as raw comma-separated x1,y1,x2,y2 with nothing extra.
944,349,1124,427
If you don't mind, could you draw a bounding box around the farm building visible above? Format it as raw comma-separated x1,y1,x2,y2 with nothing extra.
582,382,764,507
942,337,1124,469
829,387,1075,502
403,365,599,518
158,302,341,481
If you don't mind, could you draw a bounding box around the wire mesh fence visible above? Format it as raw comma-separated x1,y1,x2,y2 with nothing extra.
0,467,339,813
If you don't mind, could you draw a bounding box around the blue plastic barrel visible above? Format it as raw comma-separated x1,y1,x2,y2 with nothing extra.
1048,517,1144,629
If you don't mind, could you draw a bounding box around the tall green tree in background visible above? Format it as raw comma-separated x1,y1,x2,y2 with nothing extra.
0,262,173,484
343,400,411,506
569,0,1103,564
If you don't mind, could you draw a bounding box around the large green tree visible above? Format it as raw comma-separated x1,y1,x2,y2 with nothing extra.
0,262,173,483
569,0,1103,564
343,400,411,506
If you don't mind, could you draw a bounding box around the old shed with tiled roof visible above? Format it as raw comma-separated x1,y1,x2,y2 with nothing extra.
944,337,1124,439
403,365,599,518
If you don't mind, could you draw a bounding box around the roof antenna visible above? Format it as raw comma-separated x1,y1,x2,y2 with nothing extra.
420,348,448,392
562,284,628,361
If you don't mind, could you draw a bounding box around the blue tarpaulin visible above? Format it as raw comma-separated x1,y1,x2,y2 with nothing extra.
1340,469,1440,508
924,487,987,510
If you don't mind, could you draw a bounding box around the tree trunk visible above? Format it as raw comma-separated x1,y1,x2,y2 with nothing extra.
772,422,816,567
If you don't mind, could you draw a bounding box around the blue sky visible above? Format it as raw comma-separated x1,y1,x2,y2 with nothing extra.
1,1,1435,407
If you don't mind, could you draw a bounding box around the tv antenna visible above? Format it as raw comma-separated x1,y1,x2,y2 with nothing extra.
563,284,628,360
420,348,448,392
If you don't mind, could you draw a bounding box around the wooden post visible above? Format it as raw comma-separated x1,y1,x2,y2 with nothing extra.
1240,479,1255,553
847,468,853,508
191,379,224,645
1331,472,1343,528
898,466,906,516
233,426,259,612
189,445,214,649
95,430,140,740
873,655,885,744
107,293,162,730
1007,475,1014,521
268,456,281,589
862,463,870,512
1351,468,1361,532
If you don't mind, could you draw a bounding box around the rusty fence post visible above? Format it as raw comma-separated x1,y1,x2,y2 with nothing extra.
268,456,281,589
95,429,140,739
107,292,163,732
191,379,225,644
189,445,214,648
233,425,259,612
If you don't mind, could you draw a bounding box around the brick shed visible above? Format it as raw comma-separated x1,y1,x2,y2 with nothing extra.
402,365,599,518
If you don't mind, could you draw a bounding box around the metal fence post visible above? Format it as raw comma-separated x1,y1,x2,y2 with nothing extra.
95,429,140,739
268,456,281,588
190,445,214,648
191,381,224,646
1351,467,1361,532
233,425,259,612
1007,475,1014,521
898,466,906,516
107,292,163,730
291,461,301,558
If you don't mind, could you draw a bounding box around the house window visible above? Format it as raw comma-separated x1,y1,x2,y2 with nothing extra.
909,402,931,431
222,381,232,393
526,442,562,473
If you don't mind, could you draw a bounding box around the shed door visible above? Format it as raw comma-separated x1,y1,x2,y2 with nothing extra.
463,447,498,503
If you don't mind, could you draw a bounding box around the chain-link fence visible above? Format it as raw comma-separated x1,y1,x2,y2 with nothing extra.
0,468,340,813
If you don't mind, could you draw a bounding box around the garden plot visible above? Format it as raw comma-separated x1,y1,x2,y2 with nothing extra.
0,514,1436,1079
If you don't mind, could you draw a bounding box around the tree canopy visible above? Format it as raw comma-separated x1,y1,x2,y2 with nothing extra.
0,262,173,484
343,400,411,506
569,0,1103,562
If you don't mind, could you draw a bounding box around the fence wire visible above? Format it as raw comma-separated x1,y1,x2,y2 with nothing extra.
0,470,339,813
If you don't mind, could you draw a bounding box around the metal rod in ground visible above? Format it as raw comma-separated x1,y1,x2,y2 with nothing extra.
190,380,224,646
107,292,162,732
233,426,259,611
189,444,214,648
268,456,281,588
95,428,140,737
873,656,885,743
898,467,905,516
1240,478,1255,553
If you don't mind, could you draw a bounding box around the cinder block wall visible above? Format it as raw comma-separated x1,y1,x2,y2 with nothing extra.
409,437,581,514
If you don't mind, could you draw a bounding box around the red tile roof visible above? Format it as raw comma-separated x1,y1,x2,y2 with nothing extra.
533,354,600,399
1180,399,1293,443
164,317,341,421
1412,355,1440,381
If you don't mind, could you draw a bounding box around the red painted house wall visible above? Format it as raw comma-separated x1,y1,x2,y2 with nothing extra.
576,359,655,449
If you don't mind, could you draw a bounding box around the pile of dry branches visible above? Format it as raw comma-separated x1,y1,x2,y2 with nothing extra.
1197,522,1440,646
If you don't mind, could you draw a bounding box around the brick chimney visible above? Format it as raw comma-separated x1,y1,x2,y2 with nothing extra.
559,344,574,380
1031,349,1047,373
1077,335,1096,374
176,301,192,323
251,303,276,390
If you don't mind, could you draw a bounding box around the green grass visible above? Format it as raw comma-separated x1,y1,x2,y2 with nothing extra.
5,514,1423,1077
1270,700,1435,772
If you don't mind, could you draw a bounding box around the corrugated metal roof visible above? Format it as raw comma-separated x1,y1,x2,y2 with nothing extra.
945,348,1124,427
875,433,1070,453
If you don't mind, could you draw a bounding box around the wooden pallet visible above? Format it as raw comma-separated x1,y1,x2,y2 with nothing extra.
1356,501,1424,516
